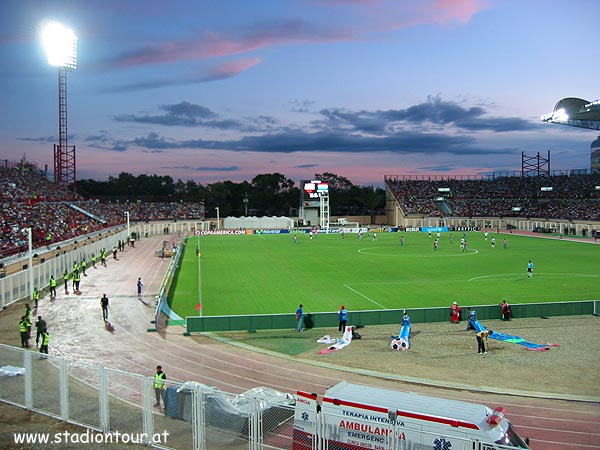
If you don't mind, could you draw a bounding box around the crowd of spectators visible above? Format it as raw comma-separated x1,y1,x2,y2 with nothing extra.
3,163,599,260
0,165,203,260
388,173,600,221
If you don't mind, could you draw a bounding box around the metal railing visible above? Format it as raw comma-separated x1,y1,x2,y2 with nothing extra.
0,230,128,310
0,343,297,450
1,343,529,450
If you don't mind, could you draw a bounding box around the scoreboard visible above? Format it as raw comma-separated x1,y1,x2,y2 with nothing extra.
301,180,329,207
303,180,329,199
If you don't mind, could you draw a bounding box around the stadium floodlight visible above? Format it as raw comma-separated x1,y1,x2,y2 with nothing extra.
41,21,78,69
40,21,78,192
553,108,569,122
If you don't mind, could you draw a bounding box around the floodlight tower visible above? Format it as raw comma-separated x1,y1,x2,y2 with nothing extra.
41,22,78,192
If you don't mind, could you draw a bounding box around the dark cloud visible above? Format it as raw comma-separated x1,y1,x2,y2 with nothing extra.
316,96,539,133
18,136,55,143
114,101,272,131
89,97,534,158
289,99,316,113
161,165,239,172
293,163,320,168
131,132,176,150
120,129,514,158
416,164,461,172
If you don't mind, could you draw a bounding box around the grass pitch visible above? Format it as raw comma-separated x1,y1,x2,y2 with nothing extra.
170,231,599,318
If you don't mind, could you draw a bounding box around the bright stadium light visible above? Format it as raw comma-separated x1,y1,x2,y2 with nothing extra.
41,21,78,69
40,21,78,192
553,108,569,122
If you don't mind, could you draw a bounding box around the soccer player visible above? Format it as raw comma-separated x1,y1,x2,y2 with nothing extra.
527,260,534,278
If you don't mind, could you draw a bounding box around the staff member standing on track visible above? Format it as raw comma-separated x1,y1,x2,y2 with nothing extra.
154,365,167,407
338,305,349,332
295,304,304,332
101,294,110,320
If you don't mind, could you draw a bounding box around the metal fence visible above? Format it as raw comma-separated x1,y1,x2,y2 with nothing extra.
0,230,129,310
1,220,208,311
1,343,530,450
0,343,296,450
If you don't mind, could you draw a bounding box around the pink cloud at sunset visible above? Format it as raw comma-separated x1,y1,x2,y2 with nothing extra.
0,0,597,187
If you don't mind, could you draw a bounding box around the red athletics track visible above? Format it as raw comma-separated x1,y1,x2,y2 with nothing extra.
23,233,600,450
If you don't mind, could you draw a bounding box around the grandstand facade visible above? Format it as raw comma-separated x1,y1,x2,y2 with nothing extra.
385,171,600,234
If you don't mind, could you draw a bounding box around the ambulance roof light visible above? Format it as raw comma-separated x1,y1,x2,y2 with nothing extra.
487,407,506,426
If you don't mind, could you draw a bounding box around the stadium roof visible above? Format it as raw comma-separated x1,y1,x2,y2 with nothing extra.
541,97,600,130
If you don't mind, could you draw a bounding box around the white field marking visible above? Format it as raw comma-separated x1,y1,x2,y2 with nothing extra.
343,284,388,309
516,438,600,449
415,249,479,257
357,247,479,257
468,273,599,282
519,423,600,437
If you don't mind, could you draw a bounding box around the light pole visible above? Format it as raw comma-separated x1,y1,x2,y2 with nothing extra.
41,21,78,193
215,207,220,230
23,228,33,300
243,193,249,216
125,211,130,242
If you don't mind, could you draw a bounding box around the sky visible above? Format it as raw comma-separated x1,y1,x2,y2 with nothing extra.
0,0,598,188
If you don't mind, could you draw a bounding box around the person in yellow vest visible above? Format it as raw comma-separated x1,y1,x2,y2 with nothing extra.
39,328,50,359
91,253,97,269
81,259,87,277
63,269,70,294
49,275,57,298
32,288,40,310
19,316,30,348
73,270,81,293
154,365,167,407
24,303,32,337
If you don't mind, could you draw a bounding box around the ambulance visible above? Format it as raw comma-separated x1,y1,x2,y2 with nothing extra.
293,381,530,450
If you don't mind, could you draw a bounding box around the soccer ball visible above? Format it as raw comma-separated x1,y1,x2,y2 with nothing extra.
390,338,409,351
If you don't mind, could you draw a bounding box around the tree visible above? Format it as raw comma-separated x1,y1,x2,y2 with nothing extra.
313,172,355,192
313,172,358,215
251,173,296,215
355,186,386,224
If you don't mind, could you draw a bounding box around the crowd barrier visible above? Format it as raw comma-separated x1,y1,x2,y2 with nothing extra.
0,230,129,310
0,343,297,450
186,300,598,333
0,343,528,450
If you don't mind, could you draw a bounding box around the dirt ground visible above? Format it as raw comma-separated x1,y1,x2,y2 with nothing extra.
2,315,598,450
215,315,600,399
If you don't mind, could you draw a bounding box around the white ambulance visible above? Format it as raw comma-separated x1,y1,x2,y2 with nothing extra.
293,381,530,450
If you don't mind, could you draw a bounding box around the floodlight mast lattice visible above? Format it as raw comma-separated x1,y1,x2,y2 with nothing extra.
41,22,78,193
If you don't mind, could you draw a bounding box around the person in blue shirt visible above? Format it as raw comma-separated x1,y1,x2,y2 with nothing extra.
391,311,412,340
401,311,412,337
338,305,349,332
295,304,304,332
466,307,477,331
527,260,534,278
401,311,411,327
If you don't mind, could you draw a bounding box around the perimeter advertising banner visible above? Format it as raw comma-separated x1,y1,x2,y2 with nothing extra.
196,230,246,235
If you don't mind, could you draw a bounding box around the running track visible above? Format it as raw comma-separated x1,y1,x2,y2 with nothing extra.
34,234,600,450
